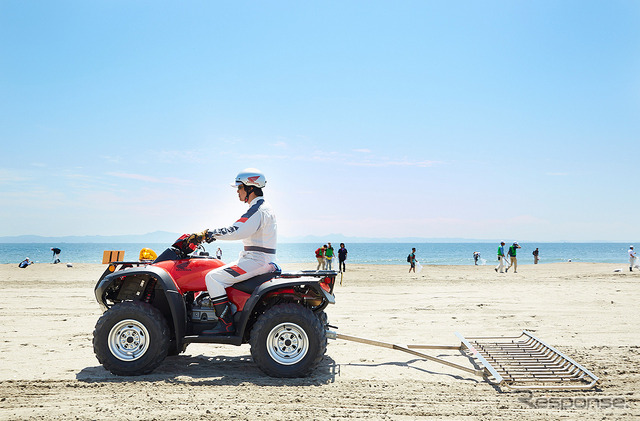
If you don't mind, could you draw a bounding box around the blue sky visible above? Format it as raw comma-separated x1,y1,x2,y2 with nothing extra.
1,1,638,242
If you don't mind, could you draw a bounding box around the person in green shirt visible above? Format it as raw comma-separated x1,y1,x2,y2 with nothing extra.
505,242,522,273
325,242,335,270
495,242,506,273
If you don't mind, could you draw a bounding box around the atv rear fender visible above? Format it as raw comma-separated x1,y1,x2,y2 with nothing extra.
234,274,336,342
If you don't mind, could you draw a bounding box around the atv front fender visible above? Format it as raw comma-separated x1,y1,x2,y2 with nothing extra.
94,266,187,350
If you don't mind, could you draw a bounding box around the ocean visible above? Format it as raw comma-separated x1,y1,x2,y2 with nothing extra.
0,242,635,266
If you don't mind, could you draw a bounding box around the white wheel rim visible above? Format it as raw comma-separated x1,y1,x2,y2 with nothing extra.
266,322,309,365
108,319,150,362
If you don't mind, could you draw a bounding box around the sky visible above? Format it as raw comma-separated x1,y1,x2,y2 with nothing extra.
1,1,639,242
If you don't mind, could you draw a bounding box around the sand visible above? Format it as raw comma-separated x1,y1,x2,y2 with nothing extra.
0,261,638,420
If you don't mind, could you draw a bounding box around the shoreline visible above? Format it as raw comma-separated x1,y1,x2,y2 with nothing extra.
3,242,635,266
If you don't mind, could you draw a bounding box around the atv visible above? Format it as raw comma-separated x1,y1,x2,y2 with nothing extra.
93,234,336,378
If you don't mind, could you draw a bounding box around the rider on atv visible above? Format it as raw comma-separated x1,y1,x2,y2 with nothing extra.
200,168,277,335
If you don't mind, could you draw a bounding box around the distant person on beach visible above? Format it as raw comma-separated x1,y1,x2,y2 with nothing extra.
216,247,223,260
51,247,61,264
325,242,334,270
473,251,480,265
629,245,638,272
533,248,539,264
505,242,521,273
18,257,33,268
408,248,416,273
495,241,506,273
315,245,326,270
338,243,348,272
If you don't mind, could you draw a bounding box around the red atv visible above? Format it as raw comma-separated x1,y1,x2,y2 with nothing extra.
93,234,336,378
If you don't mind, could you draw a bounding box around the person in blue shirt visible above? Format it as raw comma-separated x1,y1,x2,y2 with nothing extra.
51,247,61,264
19,257,33,268
338,243,348,272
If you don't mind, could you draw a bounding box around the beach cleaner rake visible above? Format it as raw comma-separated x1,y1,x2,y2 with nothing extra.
327,330,598,391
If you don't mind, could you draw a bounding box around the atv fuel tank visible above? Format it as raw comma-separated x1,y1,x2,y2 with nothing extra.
153,258,225,292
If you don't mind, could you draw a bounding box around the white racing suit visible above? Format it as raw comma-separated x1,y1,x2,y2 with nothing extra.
205,197,277,311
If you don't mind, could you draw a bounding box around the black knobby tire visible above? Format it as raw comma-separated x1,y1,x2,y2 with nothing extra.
93,301,170,376
250,303,327,378
317,310,328,327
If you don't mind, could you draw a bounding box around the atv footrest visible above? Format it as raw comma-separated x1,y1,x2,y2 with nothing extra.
183,335,243,346
279,270,338,278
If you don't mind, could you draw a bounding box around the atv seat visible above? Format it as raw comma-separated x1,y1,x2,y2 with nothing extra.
232,270,282,294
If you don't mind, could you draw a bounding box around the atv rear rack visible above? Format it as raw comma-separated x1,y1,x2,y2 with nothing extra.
328,330,599,391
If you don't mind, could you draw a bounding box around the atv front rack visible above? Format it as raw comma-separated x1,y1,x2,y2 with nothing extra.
328,330,599,391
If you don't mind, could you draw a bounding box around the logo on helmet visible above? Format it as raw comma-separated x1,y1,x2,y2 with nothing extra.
247,176,260,185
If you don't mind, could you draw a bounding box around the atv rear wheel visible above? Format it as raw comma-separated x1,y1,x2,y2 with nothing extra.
250,304,326,378
93,301,170,376
317,310,328,327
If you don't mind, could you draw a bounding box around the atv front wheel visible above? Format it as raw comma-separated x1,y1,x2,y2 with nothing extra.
250,304,326,378
93,301,170,376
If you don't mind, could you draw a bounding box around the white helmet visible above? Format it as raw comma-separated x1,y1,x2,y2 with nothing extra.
231,168,267,189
